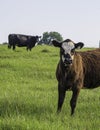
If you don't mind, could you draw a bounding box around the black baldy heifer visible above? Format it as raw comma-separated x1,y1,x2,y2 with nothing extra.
52,39,100,115
8,34,41,51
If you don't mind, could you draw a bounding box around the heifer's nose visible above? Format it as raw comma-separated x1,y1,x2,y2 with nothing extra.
64,58,72,64
64,54,72,64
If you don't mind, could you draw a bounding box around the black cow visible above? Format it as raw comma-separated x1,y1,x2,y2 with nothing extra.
8,34,41,51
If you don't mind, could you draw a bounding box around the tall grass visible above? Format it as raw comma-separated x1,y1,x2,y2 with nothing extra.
0,45,100,130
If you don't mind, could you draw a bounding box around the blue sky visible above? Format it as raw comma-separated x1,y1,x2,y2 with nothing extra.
0,0,100,47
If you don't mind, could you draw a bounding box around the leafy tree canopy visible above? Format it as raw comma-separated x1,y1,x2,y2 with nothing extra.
39,31,63,45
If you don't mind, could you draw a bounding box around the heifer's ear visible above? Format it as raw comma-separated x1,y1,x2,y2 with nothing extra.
52,40,61,48
75,42,84,49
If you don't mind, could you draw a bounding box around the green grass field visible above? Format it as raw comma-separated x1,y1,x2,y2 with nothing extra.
0,45,100,130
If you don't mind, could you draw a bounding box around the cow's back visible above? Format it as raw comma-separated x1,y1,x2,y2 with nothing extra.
79,49,100,88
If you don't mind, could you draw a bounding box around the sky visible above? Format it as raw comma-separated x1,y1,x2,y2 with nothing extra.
0,0,100,47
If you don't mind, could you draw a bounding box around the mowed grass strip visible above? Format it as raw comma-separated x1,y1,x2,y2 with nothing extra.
0,44,100,130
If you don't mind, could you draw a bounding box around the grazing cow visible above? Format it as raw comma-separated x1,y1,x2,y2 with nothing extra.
8,34,41,51
52,39,100,115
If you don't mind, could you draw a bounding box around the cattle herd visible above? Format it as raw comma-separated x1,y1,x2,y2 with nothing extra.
7,34,100,115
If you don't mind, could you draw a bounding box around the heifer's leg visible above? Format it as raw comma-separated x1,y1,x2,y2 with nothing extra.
29,48,32,51
57,83,66,113
26,45,31,51
13,45,15,50
8,44,11,49
70,88,80,115
26,47,28,51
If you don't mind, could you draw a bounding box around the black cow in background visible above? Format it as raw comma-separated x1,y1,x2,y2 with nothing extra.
8,34,41,51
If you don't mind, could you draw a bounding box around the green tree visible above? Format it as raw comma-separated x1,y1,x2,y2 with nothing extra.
39,31,63,45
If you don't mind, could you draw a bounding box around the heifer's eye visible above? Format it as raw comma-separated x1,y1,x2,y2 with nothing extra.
71,49,75,55
61,49,65,54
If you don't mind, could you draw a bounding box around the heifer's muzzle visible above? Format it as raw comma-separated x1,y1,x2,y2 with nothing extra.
64,58,72,65
62,54,72,66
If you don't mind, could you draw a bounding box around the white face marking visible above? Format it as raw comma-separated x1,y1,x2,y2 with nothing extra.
62,42,74,54
61,42,75,63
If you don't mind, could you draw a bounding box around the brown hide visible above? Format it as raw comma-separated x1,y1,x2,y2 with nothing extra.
80,49,100,88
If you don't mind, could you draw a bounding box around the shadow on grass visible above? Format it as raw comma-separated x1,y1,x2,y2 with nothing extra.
41,49,50,53
0,99,53,119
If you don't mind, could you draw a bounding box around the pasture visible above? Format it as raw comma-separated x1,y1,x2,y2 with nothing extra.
0,44,100,130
